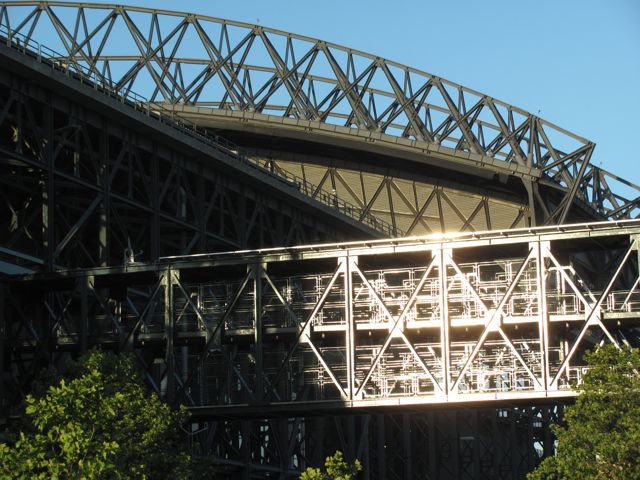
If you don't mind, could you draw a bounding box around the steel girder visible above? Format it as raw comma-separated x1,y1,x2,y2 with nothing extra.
4,220,640,418
0,2,638,225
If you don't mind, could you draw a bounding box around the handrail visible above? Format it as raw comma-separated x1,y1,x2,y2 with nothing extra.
0,24,403,238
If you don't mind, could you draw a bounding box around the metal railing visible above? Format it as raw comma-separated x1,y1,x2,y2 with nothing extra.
0,24,402,238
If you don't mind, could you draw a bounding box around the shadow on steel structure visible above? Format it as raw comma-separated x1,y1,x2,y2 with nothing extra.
3,221,640,478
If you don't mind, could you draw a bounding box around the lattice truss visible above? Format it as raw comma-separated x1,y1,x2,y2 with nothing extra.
0,2,639,224
255,157,530,235
5,223,640,412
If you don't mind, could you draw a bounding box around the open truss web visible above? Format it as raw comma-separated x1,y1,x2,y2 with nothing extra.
1,1,638,223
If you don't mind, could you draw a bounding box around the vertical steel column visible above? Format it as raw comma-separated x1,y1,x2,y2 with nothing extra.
543,407,554,458
524,180,537,227
634,235,640,282
376,413,386,480
525,408,542,472
43,91,55,269
276,417,289,473
196,164,206,252
276,201,285,245
358,415,371,480
253,262,264,401
437,247,452,395
238,186,247,247
451,412,460,479
99,118,109,266
491,409,500,479
79,275,91,353
164,268,176,403
177,173,189,382
343,256,355,399
346,416,356,462
241,420,251,480
534,241,551,390
510,409,518,478
427,412,438,480
150,144,160,261
402,414,412,480
471,410,480,480
308,416,326,467
0,283,5,412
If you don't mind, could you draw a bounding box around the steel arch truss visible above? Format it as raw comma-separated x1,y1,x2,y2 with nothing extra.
1,2,639,224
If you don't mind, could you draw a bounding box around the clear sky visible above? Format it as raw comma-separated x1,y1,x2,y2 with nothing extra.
24,0,640,184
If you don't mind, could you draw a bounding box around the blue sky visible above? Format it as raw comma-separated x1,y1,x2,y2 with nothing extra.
16,0,640,184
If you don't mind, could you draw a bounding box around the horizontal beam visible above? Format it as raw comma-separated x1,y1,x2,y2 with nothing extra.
10,219,639,281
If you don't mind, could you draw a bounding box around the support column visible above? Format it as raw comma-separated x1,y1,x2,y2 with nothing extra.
150,144,160,260
253,262,264,401
376,414,386,480
346,415,356,462
491,409,500,479
452,411,460,479
543,407,554,458
438,248,452,395
197,163,206,253
427,411,438,480
471,410,480,480
238,186,247,247
402,414,412,480
308,416,326,468
510,408,518,478
164,268,176,404
358,415,370,480
43,91,55,270
241,420,251,480
343,256,355,399
524,179,537,227
99,118,109,266
0,284,6,414
277,417,290,473
79,275,92,353
534,241,551,390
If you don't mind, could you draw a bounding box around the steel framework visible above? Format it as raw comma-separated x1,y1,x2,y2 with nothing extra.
3,220,638,477
1,4,639,478
5,220,639,412
184,407,558,479
1,1,638,229
0,28,400,272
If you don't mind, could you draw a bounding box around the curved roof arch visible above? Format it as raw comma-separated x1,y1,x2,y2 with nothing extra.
0,1,638,221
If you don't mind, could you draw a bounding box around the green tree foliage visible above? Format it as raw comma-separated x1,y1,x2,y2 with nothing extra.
529,345,640,480
300,451,362,480
0,350,209,479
